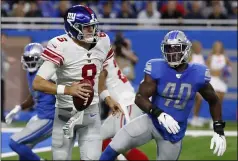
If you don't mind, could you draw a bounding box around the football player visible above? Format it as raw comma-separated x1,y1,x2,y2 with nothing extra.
99,56,148,160
33,5,122,160
100,30,226,160
5,43,56,161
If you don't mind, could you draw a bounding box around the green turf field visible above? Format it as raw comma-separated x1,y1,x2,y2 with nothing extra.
2,136,237,160
2,121,237,160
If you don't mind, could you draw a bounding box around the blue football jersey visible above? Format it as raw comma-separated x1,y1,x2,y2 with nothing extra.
27,71,56,119
144,59,211,142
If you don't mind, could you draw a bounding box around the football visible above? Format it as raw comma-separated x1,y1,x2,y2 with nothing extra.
72,79,94,111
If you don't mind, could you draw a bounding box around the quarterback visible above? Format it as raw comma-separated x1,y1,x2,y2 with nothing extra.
33,5,121,160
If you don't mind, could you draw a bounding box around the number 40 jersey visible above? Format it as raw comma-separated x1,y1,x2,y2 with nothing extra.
144,59,211,142
41,33,113,110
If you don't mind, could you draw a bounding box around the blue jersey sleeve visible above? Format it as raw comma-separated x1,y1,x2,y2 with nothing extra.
144,59,164,80
195,64,211,90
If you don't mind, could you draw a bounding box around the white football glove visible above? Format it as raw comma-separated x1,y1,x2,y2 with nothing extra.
158,112,180,134
210,133,226,156
5,105,21,124
63,111,84,139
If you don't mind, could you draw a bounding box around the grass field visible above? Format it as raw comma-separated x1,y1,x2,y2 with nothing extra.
2,121,237,160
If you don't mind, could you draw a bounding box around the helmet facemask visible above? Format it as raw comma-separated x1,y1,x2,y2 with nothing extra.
21,55,43,73
161,43,191,68
69,21,99,43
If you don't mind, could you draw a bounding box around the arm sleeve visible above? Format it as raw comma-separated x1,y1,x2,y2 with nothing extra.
103,47,114,63
37,61,57,80
144,60,157,79
41,40,64,66
204,68,211,84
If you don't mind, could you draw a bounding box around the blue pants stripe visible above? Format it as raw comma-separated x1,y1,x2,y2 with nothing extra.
17,119,53,144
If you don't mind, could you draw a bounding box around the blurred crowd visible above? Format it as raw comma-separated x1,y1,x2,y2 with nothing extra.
1,0,237,20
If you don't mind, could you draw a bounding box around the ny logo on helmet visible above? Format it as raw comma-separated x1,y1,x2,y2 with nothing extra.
67,13,76,22
90,14,97,22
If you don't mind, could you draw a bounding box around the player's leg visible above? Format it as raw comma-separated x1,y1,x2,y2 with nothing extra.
100,114,153,160
190,93,204,127
52,108,76,160
77,104,102,160
9,115,53,161
156,139,182,160
101,114,116,140
122,104,149,160
101,104,148,160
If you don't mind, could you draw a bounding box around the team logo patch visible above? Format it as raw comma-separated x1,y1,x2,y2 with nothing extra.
67,13,76,22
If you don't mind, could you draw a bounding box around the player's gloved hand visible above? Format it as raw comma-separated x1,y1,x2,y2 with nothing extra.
157,112,180,134
63,111,84,139
210,121,226,156
66,82,92,100
5,105,22,124
105,96,124,116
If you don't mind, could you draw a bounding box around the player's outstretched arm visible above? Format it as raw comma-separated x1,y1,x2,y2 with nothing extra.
5,94,34,124
98,69,124,115
198,83,226,156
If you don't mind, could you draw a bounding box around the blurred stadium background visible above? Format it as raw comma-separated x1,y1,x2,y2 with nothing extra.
1,0,237,160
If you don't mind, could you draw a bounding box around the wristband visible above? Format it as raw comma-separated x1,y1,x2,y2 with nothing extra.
57,85,66,95
13,105,22,113
213,120,225,135
100,90,110,101
149,105,164,117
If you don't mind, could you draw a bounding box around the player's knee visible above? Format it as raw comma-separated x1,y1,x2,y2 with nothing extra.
110,134,130,153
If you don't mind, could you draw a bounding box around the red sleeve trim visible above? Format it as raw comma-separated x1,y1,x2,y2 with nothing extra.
41,48,64,66
104,48,114,62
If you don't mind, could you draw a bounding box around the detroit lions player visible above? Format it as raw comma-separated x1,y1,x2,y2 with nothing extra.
100,30,226,160
5,43,56,161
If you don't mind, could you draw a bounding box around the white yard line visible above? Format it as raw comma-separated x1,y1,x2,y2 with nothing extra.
1,143,79,158
1,128,237,158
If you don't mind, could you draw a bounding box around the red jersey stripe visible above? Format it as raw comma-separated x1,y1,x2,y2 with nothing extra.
43,50,63,65
46,47,64,61
41,54,60,66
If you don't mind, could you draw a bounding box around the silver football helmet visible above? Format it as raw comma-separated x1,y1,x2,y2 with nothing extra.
21,43,44,73
161,30,192,68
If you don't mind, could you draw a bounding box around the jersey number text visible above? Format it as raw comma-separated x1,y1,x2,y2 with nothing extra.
113,59,128,83
162,83,192,109
82,64,97,86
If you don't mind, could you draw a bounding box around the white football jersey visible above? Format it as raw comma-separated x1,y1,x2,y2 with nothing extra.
41,33,113,109
103,57,135,107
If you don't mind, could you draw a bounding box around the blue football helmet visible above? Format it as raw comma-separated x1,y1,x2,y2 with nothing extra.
21,43,44,73
161,30,192,68
64,5,99,43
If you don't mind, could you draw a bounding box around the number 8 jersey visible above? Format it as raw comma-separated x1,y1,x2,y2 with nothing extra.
41,33,113,110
